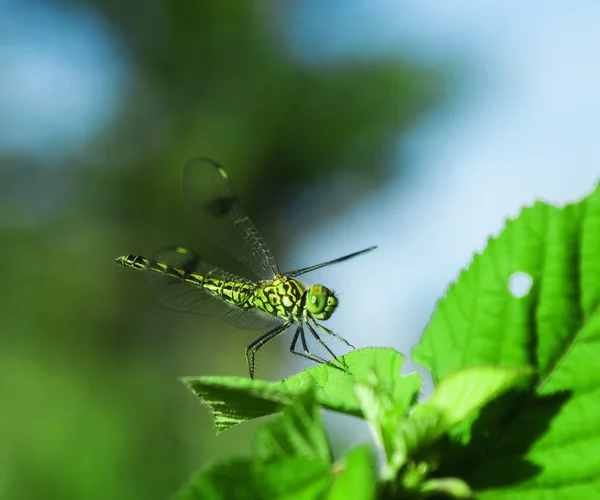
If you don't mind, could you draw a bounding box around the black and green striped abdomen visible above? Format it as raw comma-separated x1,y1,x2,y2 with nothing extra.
115,254,254,309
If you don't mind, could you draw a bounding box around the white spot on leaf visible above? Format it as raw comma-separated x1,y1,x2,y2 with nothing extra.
508,272,533,298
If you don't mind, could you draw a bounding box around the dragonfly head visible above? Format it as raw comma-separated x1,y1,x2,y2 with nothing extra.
306,284,338,320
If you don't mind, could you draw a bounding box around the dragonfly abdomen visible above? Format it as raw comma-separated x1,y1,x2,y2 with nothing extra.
202,278,254,309
115,254,254,309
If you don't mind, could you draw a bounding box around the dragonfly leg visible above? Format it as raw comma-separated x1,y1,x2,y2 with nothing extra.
312,320,356,350
245,322,291,379
289,324,336,368
305,321,338,361
289,325,301,352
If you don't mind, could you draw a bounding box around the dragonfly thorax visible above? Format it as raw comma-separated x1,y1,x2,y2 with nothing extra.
305,284,338,321
250,277,338,322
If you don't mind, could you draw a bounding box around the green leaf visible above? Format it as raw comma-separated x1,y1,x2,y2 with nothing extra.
413,183,600,496
326,445,376,500
254,390,331,463
253,458,332,500
353,363,421,478
183,347,403,432
173,457,332,500
411,365,533,444
251,393,336,500
174,393,335,500
171,458,259,500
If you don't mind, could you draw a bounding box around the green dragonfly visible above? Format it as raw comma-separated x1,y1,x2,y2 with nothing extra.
115,158,377,378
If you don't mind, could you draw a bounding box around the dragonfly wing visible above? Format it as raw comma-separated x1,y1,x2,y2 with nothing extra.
222,305,282,330
146,246,281,330
183,157,280,280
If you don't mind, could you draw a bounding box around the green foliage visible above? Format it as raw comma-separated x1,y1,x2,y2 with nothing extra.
173,392,366,500
182,350,525,499
175,180,600,499
183,348,406,432
414,183,600,498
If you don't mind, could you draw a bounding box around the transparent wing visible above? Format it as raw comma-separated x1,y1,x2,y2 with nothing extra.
183,157,280,280
146,246,282,330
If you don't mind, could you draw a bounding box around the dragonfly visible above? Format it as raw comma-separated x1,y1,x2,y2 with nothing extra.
115,157,377,378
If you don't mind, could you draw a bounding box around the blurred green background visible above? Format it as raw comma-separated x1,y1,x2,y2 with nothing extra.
0,1,440,499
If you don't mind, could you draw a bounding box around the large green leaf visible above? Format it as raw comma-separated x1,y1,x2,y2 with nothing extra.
253,459,332,500
410,365,533,443
388,366,531,496
326,445,375,500
172,457,331,500
413,184,600,497
254,391,331,463
183,347,403,432
171,458,258,500
174,392,333,500
252,391,333,499
353,362,421,479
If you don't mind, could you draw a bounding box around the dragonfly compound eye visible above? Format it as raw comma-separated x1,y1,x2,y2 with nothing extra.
306,284,338,320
